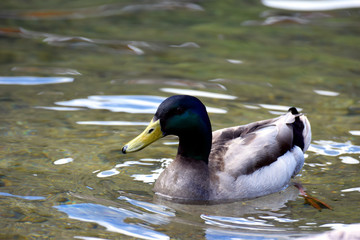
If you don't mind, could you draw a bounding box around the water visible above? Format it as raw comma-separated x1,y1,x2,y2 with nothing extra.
1,0,360,239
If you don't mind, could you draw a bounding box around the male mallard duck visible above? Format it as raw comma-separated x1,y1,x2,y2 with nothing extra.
122,95,311,202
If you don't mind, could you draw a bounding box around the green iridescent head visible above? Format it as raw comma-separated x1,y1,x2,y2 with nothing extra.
122,95,212,162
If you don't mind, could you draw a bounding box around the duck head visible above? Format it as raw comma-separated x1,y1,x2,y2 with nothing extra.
122,95,212,161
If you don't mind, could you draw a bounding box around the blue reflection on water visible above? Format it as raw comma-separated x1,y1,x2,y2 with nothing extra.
54,95,226,114
56,95,165,113
0,76,73,85
54,203,169,240
309,140,360,156
206,228,278,240
203,215,290,240
118,196,175,217
0,192,46,200
201,214,274,230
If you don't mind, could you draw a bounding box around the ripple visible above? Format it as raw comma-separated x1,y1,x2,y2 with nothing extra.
76,121,149,126
114,78,226,91
96,168,120,178
242,15,309,26
259,104,302,112
309,140,360,156
0,2,203,20
243,104,261,110
53,95,226,114
160,88,237,100
74,236,108,240
259,104,303,115
349,130,360,136
56,95,165,113
0,192,45,200
54,203,169,240
131,158,173,184
11,66,81,75
262,0,360,11
205,228,283,240
170,42,200,48
118,196,175,217
1,27,156,55
339,156,359,164
314,90,340,97
202,214,273,227
226,59,243,64
259,215,298,223
201,214,280,232
341,187,360,193
96,158,171,180
115,160,154,169
53,157,74,165
0,76,73,85
263,16,309,25
97,158,171,183
35,106,84,111
41,35,147,55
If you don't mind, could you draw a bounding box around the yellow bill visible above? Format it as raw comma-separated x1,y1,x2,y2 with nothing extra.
122,119,163,153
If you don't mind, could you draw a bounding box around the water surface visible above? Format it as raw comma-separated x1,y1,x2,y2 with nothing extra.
1,0,360,239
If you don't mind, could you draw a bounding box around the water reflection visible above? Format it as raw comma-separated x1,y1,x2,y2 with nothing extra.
341,187,360,193
53,157,74,165
0,1,203,20
96,168,120,178
226,59,244,64
160,88,237,100
258,104,302,112
262,0,360,11
258,103,303,115
170,42,200,48
0,27,157,55
97,158,172,182
201,214,274,229
74,236,108,240
0,76,73,85
11,66,81,75
339,156,359,164
263,16,309,25
56,95,165,113
118,196,175,217
76,121,149,126
54,203,170,240
113,78,225,90
35,106,84,111
205,228,284,240
0,192,46,201
313,90,340,97
130,158,173,184
52,95,227,114
309,140,360,156
153,186,301,236
349,131,360,136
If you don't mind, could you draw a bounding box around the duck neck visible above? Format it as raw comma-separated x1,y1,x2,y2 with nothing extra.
177,127,212,164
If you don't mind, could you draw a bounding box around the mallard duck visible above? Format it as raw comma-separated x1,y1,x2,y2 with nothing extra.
122,95,312,202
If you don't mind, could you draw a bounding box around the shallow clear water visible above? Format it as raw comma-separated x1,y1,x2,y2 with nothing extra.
1,0,360,239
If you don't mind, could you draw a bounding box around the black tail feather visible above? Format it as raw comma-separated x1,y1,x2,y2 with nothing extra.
288,107,299,115
289,107,305,151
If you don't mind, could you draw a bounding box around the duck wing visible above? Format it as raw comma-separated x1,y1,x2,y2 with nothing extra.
209,109,311,178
